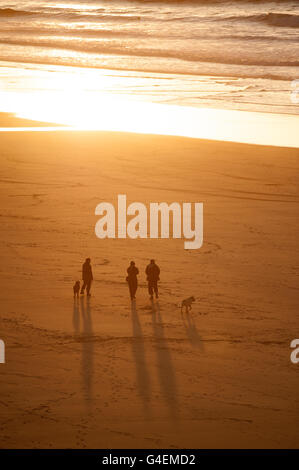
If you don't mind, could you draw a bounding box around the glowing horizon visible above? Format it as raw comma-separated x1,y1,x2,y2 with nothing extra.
0,64,298,147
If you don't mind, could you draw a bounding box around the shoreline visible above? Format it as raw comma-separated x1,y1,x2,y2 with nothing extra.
0,112,298,148
0,112,65,128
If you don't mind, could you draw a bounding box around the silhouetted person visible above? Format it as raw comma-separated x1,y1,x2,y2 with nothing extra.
80,258,93,296
146,259,160,299
127,261,139,300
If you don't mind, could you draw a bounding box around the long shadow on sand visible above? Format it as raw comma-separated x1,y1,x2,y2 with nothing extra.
73,297,94,410
73,298,80,335
181,310,203,350
151,300,178,421
131,300,151,417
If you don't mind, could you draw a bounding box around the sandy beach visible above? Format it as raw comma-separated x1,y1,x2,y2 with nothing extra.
0,118,298,448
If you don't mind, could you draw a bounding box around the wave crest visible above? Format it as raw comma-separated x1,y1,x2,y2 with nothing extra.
226,12,299,28
0,8,35,17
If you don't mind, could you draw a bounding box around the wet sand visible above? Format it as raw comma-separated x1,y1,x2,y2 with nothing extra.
0,112,64,128
0,121,298,448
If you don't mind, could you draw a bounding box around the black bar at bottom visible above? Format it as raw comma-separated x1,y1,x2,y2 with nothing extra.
0,449,298,467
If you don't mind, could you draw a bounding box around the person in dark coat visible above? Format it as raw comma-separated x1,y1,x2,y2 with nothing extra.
145,259,160,299
80,258,93,296
126,261,139,300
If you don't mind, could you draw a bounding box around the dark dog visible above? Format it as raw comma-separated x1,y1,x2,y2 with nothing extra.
73,281,80,298
181,296,195,313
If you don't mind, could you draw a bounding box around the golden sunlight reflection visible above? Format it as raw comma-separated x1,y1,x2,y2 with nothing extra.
0,65,298,147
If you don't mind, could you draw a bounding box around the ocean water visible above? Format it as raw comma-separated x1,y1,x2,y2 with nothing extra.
0,0,299,115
